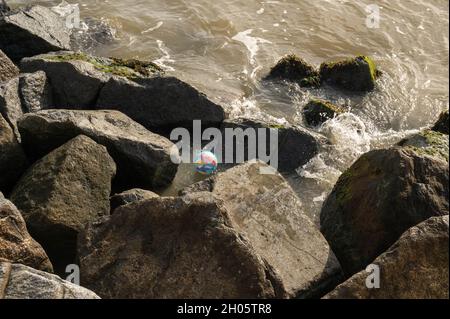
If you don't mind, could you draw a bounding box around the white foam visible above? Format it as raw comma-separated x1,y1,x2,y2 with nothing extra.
232,29,271,65
153,40,175,72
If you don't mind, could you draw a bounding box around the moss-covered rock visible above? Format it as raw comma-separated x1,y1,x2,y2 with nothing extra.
432,110,449,135
303,99,345,127
398,129,449,162
266,54,320,87
319,55,380,91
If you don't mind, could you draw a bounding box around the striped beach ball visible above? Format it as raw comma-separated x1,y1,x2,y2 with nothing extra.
194,150,218,175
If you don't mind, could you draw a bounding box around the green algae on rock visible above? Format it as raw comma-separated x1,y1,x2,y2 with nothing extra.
45,52,164,78
432,110,449,135
398,129,449,162
319,55,380,91
266,54,320,87
303,99,345,127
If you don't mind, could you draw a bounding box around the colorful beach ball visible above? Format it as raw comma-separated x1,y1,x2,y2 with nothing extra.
194,150,218,175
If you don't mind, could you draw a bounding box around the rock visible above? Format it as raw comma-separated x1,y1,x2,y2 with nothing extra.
0,193,53,272
325,216,449,299
18,71,52,113
10,135,116,274
70,17,117,52
432,110,449,135
265,54,320,88
0,77,21,139
0,261,100,299
321,133,449,276
398,129,449,162
319,56,380,92
18,109,179,190
220,118,322,173
21,52,111,108
303,99,345,127
0,5,71,62
21,51,226,132
0,114,27,194
79,192,285,298
181,161,343,298
0,1,10,14
97,76,226,132
0,49,18,83
110,188,159,213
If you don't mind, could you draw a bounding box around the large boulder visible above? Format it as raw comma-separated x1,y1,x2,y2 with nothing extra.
181,161,343,298
110,188,159,213
18,71,52,113
265,54,321,88
10,135,116,274
0,1,10,14
0,113,27,194
432,110,449,135
0,49,18,83
0,261,99,299
220,118,322,173
303,99,345,127
0,77,21,139
0,193,52,272
78,193,285,299
319,56,380,92
325,216,449,299
321,130,449,276
21,51,227,132
0,5,71,62
17,109,179,190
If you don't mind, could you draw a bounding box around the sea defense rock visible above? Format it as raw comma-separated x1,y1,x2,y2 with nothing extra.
0,193,53,272
79,192,285,299
0,1,10,14
0,261,100,299
10,135,116,274
325,216,449,299
181,161,343,298
319,56,380,92
18,71,52,113
17,109,179,190
0,77,21,139
265,54,321,88
0,49,18,83
321,131,449,276
0,6,71,62
432,110,449,135
110,188,160,213
303,99,345,127
0,114,27,193
220,118,323,173
21,51,226,132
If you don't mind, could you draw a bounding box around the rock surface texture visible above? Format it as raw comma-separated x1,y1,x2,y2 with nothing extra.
325,216,449,299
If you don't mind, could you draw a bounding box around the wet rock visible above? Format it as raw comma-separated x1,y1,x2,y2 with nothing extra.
303,99,345,127
0,49,18,83
321,133,449,276
70,17,117,52
79,192,287,298
21,51,226,131
10,135,116,274
265,54,320,88
0,6,71,62
0,114,27,194
325,216,449,299
319,56,380,92
0,77,22,139
18,71,52,113
181,161,343,298
398,129,449,161
110,188,159,213
17,109,179,190
0,193,53,272
220,118,323,173
432,110,449,135
0,261,100,299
